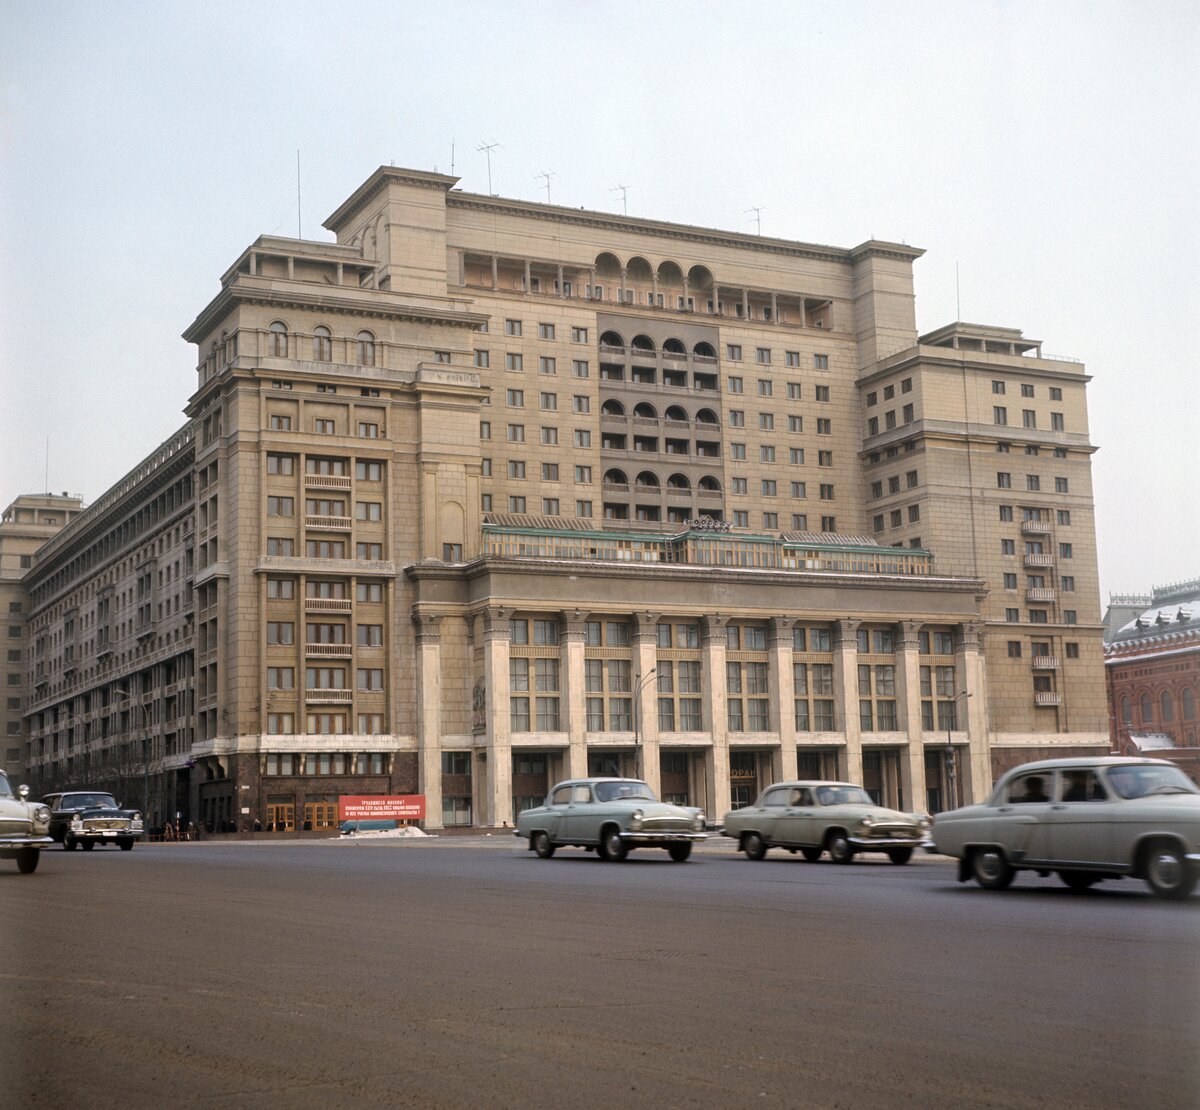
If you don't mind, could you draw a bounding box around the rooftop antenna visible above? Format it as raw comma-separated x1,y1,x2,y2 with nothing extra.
476,140,501,195
450,139,455,175
956,261,961,321
296,150,302,238
610,184,629,215
746,206,764,235
535,170,557,203
45,435,50,495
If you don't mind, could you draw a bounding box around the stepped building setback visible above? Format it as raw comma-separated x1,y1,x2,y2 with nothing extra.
16,166,1109,830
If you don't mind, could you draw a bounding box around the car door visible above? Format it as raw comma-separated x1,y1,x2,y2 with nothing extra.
990,771,1056,865
561,784,598,843
1046,770,1116,867
772,786,817,847
539,784,574,842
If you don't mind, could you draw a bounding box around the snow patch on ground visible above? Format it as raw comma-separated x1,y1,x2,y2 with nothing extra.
330,827,436,841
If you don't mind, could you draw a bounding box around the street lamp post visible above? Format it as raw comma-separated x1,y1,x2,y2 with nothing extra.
632,668,657,781
945,690,972,812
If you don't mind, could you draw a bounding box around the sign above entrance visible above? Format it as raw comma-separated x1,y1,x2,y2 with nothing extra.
339,795,426,821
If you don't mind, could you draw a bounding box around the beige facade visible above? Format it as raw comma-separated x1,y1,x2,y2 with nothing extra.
19,166,1108,828
0,493,83,787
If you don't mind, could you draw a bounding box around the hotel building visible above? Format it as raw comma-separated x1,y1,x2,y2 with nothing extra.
19,166,1108,829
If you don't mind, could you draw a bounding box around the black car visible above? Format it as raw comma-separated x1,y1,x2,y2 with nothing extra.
43,791,144,851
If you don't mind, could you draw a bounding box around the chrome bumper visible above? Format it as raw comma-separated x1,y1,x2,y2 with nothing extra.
0,835,54,848
622,830,708,843
849,835,933,850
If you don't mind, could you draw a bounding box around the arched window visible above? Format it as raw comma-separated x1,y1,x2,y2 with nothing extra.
312,326,332,362
1120,695,1132,725
1160,691,1175,722
1139,693,1153,725
1183,688,1196,721
356,330,376,367
601,399,625,416
269,321,288,358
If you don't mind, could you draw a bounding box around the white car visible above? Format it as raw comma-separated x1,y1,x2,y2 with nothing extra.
0,770,53,874
932,757,1200,899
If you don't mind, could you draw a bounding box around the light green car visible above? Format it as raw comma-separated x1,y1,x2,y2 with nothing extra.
515,778,707,862
0,770,53,874
722,781,932,864
931,757,1200,899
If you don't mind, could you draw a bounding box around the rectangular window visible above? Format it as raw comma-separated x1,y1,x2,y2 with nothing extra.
507,424,525,442
759,412,775,431
992,380,1006,394
997,472,1011,489
573,429,591,448
726,344,742,361
269,414,292,431
757,379,773,397
506,388,524,407
505,319,522,336
505,353,523,372
1026,474,1040,491
787,383,802,400
1021,384,1035,398
355,501,382,521
1023,410,1037,429
571,326,588,343
1060,543,1073,558
266,453,295,475
538,323,555,340
816,418,831,435
1055,477,1070,493
357,422,380,438
728,376,743,394
999,505,1013,521
788,415,803,433
572,360,589,378
572,396,590,414
756,347,771,364
267,496,294,516
815,385,830,402
760,446,776,463
474,349,490,368
575,465,592,483
1051,412,1065,431
1057,510,1071,525
508,495,526,513
994,407,1008,425
813,354,829,370
539,357,557,376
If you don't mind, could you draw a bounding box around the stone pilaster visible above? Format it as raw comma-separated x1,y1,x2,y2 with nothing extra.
770,617,797,782
702,614,730,817
896,620,927,813
412,608,443,828
833,618,862,783
481,606,512,826
633,611,660,792
562,610,589,779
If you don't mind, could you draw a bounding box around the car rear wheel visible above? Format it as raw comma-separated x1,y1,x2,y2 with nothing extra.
599,827,628,862
63,833,77,851
119,840,135,852
16,848,39,874
887,847,913,865
667,842,692,862
742,832,767,861
801,847,822,862
532,831,556,859
971,847,1014,890
1058,870,1100,892
827,832,854,864
1143,843,1197,900
81,839,95,851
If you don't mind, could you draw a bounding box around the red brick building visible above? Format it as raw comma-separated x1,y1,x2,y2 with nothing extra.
1104,579,1200,782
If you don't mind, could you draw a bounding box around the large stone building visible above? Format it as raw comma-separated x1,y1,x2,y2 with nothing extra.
18,166,1108,830
1104,579,1200,781
1,493,84,787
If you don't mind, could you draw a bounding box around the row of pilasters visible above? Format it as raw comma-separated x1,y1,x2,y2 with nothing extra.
414,608,988,827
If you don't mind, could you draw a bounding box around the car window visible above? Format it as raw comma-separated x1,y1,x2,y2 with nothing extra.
1007,774,1052,804
1059,771,1106,803
594,781,657,803
815,785,872,806
761,789,788,808
791,788,813,806
0,774,12,800
550,785,573,805
1105,765,1200,800
571,785,592,803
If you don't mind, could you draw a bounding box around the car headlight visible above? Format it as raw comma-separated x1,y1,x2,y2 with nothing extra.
34,806,51,824
860,814,875,827
629,810,644,831
131,812,143,825
71,815,83,829
917,815,932,830
692,812,705,832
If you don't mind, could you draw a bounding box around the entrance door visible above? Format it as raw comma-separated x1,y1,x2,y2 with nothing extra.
267,803,295,831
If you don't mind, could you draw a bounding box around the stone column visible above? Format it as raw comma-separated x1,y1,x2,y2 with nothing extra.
482,606,512,826
557,264,564,297
702,614,730,818
413,610,443,829
620,267,628,302
770,617,797,782
896,620,927,814
741,288,750,319
682,276,690,309
633,611,660,793
523,259,531,293
771,291,778,323
833,618,862,783
562,610,588,779
957,622,990,804
491,255,499,290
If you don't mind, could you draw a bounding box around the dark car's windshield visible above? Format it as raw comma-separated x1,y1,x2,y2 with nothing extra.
1105,765,1200,800
0,773,13,800
816,785,873,806
63,794,119,809
594,781,657,803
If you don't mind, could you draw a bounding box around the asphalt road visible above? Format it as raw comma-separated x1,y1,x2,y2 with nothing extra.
4,836,1198,1110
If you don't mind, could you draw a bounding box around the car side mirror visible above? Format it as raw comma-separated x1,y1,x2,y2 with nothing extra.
18,784,29,799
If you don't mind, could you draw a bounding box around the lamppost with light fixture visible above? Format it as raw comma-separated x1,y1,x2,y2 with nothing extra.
945,690,972,812
632,668,657,780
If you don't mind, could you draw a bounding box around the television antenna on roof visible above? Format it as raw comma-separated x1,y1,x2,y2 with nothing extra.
611,184,629,215
535,170,557,203
476,140,501,195
746,206,764,235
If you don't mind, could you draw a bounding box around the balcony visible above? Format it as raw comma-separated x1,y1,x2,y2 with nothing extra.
1034,691,1061,706
304,597,352,613
305,515,352,530
1026,588,1057,602
305,643,352,657
1031,656,1060,670
1021,520,1051,534
1023,553,1054,567
305,689,353,703
305,474,352,491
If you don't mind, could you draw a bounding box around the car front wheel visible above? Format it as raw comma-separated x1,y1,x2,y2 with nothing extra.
63,833,77,851
81,840,95,851
119,839,135,852
532,831,556,859
742,832,767,861
599,828,628,862
971,847,1015,890
1143,843,1197,900
17,847,39,874
1058,870,1100,892
667,842,692,862
827,832,854,864
801,847,822,862
887,847,913,865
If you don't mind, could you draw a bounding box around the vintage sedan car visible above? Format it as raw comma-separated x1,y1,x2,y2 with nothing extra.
515,778,707,861
931,757,1200,899
0,770,53,873
722,781,932,863
44,790,144,851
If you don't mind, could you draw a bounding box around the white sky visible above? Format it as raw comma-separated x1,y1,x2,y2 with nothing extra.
1,0,1196,600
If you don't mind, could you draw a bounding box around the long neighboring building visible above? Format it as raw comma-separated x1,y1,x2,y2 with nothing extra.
19,166,1108,830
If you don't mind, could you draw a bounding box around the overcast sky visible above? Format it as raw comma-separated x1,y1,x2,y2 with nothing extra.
2,0,1196,600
